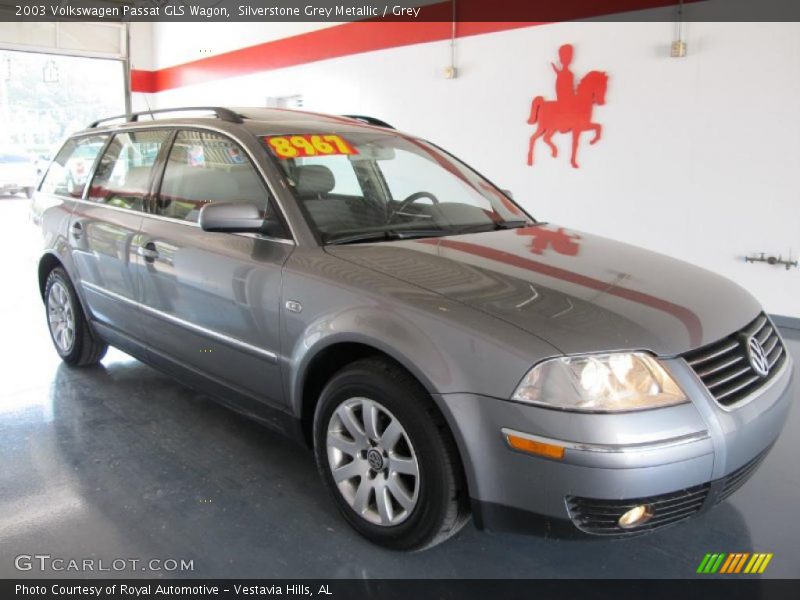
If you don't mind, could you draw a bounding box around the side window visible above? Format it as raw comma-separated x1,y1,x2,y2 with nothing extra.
87,130,170,211
40,135,107,198
158,130,276,226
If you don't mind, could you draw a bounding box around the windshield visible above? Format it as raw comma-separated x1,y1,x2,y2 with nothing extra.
264,131,532,244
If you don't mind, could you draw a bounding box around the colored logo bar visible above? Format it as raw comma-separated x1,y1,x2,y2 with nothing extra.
697,553,773,574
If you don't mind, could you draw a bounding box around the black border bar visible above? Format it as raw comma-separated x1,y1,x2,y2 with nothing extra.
5,579,800,600
2,0,800,23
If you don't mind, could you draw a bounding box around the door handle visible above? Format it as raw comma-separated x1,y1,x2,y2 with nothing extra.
137,242,159,262
70,221,83,239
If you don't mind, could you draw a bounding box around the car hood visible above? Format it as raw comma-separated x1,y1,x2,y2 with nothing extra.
325,225,762,356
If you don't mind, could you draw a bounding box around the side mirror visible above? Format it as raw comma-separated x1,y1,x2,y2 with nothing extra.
501,189,514,199
199,202,283,236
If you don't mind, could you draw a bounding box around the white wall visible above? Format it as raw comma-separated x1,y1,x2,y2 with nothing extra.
140,21,800,318
129,22,153,70
149,22,338,70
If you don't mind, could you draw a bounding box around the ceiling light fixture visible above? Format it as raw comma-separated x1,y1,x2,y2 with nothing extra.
671,0,687,57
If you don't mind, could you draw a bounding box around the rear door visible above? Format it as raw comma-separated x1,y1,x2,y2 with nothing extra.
134,128,293,407
70,129,171,344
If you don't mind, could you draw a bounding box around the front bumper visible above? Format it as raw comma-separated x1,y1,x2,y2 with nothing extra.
436,350,794,537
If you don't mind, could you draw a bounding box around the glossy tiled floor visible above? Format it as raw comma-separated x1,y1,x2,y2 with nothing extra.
1,196,798,579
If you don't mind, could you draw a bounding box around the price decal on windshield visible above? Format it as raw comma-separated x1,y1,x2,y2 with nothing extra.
265,135,358,159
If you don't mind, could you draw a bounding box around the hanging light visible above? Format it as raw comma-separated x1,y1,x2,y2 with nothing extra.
43,59,59,83
1,57,10,81
670,0,687,57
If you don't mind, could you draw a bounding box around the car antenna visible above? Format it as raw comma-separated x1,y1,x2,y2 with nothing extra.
141,94,156,122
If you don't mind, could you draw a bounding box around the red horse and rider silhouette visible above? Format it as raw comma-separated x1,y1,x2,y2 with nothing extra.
527,44,608,168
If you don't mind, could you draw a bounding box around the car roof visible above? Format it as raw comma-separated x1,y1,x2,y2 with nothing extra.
75,107,400,138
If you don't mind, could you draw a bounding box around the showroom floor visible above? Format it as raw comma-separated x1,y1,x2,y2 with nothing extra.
1,195,798,579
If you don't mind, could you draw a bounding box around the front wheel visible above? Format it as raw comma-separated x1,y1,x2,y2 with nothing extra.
313,358,469,550
44,267,108,366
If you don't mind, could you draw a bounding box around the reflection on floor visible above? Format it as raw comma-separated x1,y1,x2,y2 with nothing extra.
1,196,798,578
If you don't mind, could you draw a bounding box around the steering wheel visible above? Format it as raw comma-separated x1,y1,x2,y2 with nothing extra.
389,191,440,222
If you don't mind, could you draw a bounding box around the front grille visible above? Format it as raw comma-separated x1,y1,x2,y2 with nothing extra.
682,313,787,407
566,484,710,536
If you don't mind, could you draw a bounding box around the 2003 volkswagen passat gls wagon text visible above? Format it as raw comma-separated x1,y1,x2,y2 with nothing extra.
32,107,793,550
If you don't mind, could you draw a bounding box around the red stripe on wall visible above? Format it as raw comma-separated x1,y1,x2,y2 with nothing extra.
129,0,689,93
423,238,703,346
130,68,158,94
130,21,540,93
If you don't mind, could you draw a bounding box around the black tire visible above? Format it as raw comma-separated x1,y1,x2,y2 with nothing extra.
313,357,470,551
44,267,108,366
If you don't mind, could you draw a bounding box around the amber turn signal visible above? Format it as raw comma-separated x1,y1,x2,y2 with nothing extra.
505,433,565,460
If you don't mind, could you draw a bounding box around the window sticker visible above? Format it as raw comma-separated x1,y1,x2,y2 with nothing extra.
265,134,358,159
188,145,205,167
227,147,246,164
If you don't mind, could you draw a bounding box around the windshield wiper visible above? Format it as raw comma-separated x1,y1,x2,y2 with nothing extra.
493,219,530,230
454,219,532,234
325,229,450,246
325,220,541,245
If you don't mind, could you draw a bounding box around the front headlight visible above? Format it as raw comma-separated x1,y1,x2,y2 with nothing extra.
511,352,687,412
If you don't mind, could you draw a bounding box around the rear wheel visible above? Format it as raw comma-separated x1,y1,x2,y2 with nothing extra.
44,267,107,366
313,357,469,550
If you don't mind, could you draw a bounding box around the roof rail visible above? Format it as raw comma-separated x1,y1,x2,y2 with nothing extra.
342,115,394,129
88,107,243,128
87,114,129,128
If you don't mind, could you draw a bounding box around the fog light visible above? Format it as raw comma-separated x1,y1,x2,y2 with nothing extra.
618,504,653,528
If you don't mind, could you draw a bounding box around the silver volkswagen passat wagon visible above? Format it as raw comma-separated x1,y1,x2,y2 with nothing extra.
32,107,793,550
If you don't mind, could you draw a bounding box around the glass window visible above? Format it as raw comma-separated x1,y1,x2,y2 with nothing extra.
0,49,125,171
158,130,273,225
300,155,362,196
40,135,107,198
379,150,491,208
268,132,530,244
87,130,169,211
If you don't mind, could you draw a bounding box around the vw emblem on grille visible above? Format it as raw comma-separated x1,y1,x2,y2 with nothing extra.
745,336,770,378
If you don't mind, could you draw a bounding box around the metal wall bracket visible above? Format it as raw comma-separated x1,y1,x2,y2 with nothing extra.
745,252,798,271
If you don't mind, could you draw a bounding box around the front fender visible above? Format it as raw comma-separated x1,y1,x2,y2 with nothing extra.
280,250,560,418
287,307,452,417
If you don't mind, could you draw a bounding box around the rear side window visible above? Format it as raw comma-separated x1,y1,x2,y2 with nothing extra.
87,130,170,211
40,136,107,198
158,130,271,224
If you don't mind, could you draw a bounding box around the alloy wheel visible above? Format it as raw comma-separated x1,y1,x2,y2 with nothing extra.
326,397,420,526
47,280,76,353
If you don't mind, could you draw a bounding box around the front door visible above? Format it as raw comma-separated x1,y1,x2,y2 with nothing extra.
134,129,292,407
